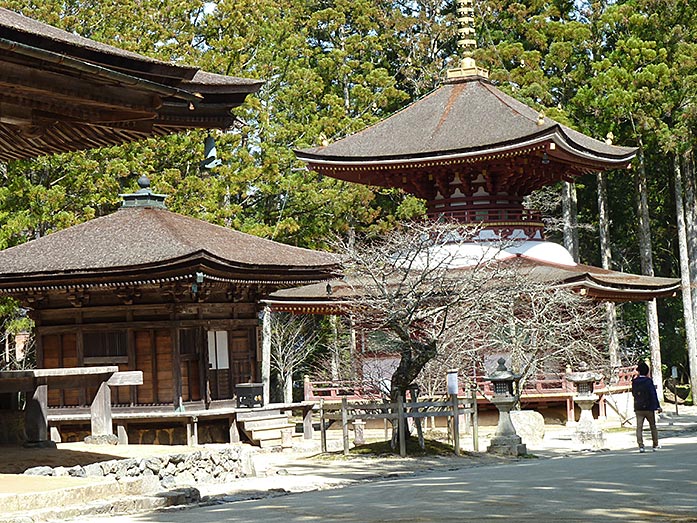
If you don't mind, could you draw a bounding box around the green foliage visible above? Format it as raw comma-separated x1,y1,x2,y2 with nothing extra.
0,0,694,374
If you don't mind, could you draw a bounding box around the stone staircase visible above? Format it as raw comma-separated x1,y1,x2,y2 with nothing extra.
236,408,297,448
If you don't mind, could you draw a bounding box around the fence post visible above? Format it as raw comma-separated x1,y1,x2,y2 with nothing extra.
397,394,406,457
472,390,479,452
451,393,460,456
320,398,327,453
341,396,349,456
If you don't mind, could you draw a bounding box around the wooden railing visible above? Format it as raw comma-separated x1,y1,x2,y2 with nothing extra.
304,367,636,403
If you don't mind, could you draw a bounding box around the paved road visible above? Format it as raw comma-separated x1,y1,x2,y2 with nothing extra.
87,433,697,523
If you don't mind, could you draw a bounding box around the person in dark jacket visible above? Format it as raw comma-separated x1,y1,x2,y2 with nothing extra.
632,361,662,452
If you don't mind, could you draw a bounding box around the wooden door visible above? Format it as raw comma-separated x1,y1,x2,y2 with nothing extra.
207,328,256,400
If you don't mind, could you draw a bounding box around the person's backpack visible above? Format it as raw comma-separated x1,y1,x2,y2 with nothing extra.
633,378,654,410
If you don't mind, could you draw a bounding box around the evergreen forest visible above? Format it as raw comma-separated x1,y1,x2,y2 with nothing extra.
2,0,696,395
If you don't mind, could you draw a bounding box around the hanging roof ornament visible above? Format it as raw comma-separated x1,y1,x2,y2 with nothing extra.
447,0,489,80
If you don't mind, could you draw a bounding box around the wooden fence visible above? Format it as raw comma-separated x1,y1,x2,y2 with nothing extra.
319,392,478,457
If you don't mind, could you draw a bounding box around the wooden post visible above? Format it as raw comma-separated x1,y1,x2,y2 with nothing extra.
303,404,313,440
341,396,349,456
451,393,460,456
25,384,48,444
397,394,406,457
50,426,61,443
116,424,129,445
410,386,424,450
172,326,183,411
90,381,113,436
229,414,240,443
261,307,272,406
320,399,327,453
472,390,479,452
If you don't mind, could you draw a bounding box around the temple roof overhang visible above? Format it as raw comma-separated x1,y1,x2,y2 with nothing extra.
296,76,637,194
0,206,339,294
262,255,680,314
0,8,263,162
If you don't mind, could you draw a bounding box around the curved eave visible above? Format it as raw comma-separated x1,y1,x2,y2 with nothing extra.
558,279,680,302
296,126,636,181
0,250,340,292
262,299,347,315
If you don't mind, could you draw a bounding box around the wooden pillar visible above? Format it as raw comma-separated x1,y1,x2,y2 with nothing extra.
25,383,48,444
76,325,86,406
186,416,198,446
341,396,349,456
127,328,137,406
90,381,113,436
116,424,129,445
303,404,314,440
261,306,271,406
172,325,183,411
201,327,211,408
150,330,159,403
229,414,240,443
451,393,460,456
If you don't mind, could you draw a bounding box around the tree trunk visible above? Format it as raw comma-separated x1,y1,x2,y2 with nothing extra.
596,171,620,373
283,372,293,404
261,307,272,405
680,152,697,397
330,315,340,381
562,181,579,262
634,149,664,400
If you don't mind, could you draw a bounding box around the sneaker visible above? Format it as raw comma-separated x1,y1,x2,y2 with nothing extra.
639,447,646,453
653,446,660,452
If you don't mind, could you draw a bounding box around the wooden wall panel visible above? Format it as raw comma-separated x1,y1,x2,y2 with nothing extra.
61,334,79,406
180,361,201,402
134,331,154,404
42,334,61,406
155,330,173,404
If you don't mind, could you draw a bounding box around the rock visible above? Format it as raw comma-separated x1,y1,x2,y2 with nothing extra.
68,465,86,478
83,463,104,477
510,410,545,444
84,434,119,445
24,466,53,476
144,457,162,474
160,475,176,489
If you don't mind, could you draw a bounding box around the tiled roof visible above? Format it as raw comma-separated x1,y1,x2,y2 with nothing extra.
297,77,635,165
0,207,338,286
264,255,679,307
0,8,263,162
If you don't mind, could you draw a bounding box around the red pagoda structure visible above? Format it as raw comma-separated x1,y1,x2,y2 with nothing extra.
269,6,680,420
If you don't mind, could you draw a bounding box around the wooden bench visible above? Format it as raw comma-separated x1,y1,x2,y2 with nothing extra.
0,367,144,447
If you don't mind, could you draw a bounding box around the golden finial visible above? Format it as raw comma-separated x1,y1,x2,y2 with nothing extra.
447,0,489,79
536,112,545,126
605,132,614,145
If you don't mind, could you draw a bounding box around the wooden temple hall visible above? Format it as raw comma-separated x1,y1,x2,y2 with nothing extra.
0,8,337,446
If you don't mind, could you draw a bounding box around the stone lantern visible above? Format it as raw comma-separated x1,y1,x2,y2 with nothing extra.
485,358,527,456
566,362,605,449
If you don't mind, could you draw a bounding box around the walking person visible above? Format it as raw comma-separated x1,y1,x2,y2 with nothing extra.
632,361,662,452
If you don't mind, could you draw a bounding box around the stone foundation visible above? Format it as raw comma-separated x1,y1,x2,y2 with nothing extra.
23,446,251,488
53,419,232,445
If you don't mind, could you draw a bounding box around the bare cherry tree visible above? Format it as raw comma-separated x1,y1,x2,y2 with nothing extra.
338,220,610,404
269,312,321,403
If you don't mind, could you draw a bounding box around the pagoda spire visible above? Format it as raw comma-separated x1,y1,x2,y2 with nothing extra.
447,0,489,80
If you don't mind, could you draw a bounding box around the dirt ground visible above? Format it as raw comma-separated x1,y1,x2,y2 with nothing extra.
0,442,199,474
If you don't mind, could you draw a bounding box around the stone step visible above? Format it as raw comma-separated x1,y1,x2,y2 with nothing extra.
0,487,200,523
235,409,283,422
249,424,296,442
242,415,292,431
